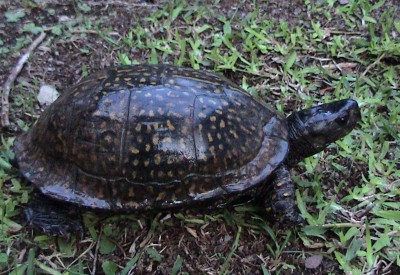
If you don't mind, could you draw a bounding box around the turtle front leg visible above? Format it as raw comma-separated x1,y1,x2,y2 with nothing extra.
268,165,304,225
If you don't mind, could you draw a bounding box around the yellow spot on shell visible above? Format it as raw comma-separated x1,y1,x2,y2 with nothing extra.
163,137,172,143
135,123,142,132
130,147,140,154
133,159,139,166
167,120,175,131
149,110,155,117
158,171,165,178
145,144,151,152
104,135,113,143
168,111,181,118
140,77,146,83
179,138,185,147
110,112,117,120
154,154,161,165
220,120,226,128
109,155,116,162
156,192,166,201
198,112,206,118
179,125,187,134
210,116,216,122
230,129,239,139
207,133,213,142
144,159,150,167
209,146,216,156
153,136,159,145
189,184,196,194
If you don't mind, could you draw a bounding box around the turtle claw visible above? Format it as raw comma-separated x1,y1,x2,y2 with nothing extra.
272,199,304,225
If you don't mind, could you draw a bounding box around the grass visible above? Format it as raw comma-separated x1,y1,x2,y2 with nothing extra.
1,0,399,273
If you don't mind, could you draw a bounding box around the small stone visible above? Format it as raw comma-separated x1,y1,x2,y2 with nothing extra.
305,255,323,269
37,85,59,106
339,0,350,4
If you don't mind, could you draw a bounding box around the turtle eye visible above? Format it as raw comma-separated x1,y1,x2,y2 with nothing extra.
335,112,349,126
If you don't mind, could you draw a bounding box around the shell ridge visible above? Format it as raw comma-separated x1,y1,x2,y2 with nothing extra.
119,86,133,172
64,90,78,197
191,95,199,173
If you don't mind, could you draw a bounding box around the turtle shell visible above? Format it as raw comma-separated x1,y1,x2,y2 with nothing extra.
14,65,289,211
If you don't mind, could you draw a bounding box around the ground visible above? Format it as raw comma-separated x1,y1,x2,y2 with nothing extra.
0,0,399,274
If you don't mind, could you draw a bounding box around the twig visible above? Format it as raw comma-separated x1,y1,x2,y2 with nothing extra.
91,230,102,275
361,54,385,78
66,239,97,269
86,1,158,7
354,203,376,219
322,62,358,70
1,32,46,127
71,29,120,36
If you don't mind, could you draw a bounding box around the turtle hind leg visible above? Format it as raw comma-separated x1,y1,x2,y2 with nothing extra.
24,193,83,236
268,165,304,225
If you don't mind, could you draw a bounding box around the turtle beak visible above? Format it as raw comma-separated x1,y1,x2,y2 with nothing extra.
350,100,362,128
336,99,361,130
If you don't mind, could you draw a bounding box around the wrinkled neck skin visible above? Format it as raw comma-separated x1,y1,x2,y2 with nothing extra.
286,113,319,167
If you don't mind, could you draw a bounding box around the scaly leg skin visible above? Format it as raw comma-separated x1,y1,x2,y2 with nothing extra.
24,193,83,237
268,165,304,225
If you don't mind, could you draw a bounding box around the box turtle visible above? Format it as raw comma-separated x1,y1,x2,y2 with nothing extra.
14,65,360,235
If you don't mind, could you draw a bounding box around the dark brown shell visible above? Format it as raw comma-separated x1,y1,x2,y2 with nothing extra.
14,65,289,211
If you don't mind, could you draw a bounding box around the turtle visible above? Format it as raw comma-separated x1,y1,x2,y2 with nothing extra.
14,64,361,235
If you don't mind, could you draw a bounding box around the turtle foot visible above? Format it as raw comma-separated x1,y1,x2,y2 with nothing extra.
268,165,304,226
24,193,83,237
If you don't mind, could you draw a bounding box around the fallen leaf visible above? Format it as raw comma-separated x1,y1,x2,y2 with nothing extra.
305,255,323,269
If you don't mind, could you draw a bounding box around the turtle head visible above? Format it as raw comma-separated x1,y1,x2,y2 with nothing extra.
286,99,360,167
